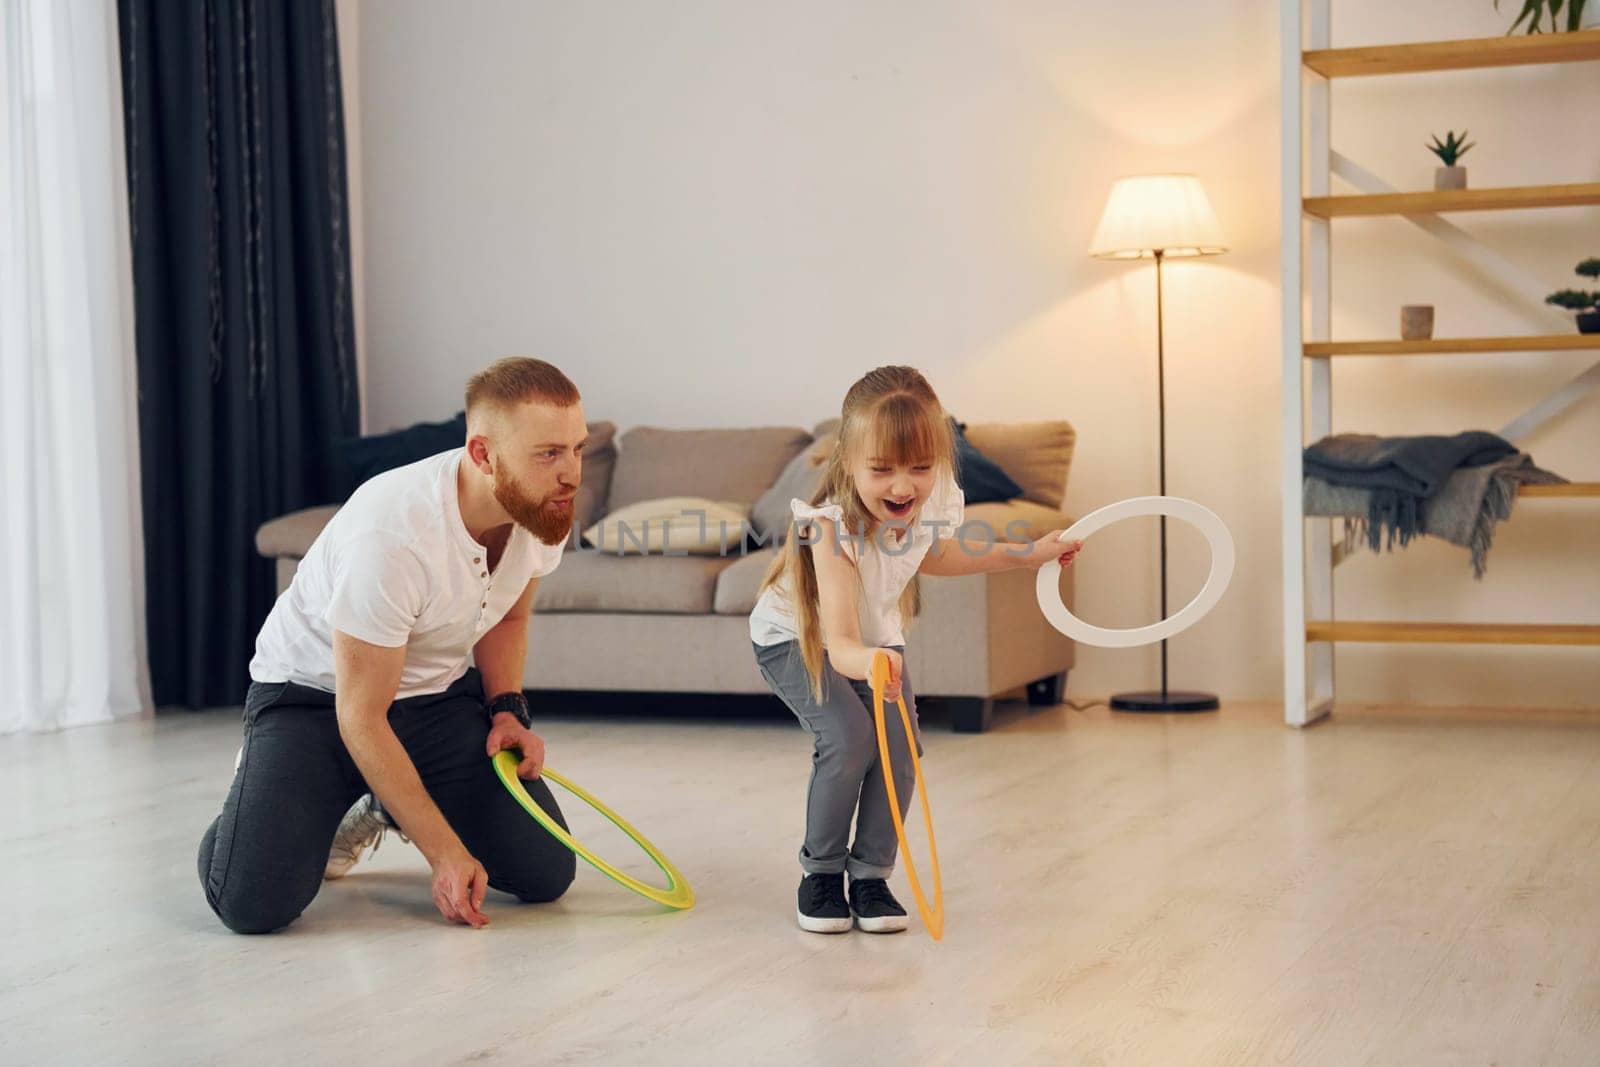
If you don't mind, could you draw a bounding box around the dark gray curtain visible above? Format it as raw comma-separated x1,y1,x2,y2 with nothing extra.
118,0,359,707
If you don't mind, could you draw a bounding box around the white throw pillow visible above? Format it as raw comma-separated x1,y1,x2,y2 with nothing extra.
583,497,749,555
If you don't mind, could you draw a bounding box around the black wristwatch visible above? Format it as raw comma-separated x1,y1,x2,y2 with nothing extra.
486,690,533,729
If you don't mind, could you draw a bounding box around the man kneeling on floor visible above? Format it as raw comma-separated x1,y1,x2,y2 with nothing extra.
198,358,586,933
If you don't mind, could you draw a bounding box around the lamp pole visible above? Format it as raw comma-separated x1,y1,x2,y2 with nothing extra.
1155,249,1169,702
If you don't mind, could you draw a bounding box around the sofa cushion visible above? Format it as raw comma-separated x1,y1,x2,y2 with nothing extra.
712,549,779,615
749,440,828,546
952,421,1025,503
571,420,617,548
256,505,340,559
964,421,1076,510
584,497,748,555
533,552,736,614
607,427,810,514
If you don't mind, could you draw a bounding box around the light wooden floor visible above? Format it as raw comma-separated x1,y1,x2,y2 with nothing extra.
2,696,1597,1065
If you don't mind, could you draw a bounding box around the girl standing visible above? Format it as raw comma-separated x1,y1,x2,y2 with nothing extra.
750,366,1081,932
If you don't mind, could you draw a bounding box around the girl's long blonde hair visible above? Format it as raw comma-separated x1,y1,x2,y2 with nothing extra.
759,366,957,699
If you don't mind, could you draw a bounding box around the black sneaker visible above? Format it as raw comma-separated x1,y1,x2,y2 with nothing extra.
796,873,851,934
848,878,909,933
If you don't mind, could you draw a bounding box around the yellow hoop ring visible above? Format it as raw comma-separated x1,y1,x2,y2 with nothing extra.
871,652,945,941
491,751,695,911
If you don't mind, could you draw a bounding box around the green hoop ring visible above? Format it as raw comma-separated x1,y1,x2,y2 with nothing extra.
491,750,695,911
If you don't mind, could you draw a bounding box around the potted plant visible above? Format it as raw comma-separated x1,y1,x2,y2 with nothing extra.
1545,258,1600,333
1427,131,1473,190
1496,0,1595,32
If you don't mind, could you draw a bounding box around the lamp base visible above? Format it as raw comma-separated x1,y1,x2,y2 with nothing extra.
1110,690,1220,713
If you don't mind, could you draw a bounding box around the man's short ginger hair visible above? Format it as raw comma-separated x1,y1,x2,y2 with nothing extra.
464,358,580,422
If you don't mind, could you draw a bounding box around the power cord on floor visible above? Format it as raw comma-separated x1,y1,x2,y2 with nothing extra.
1062,698,1107,712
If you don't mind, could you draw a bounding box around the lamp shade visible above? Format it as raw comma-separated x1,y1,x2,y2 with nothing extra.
1089,174,1227,259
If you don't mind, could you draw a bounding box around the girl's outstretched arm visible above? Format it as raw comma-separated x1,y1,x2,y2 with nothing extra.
919,528,1082,577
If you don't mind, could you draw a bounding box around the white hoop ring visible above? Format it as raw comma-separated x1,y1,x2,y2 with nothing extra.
1035,496,1235,649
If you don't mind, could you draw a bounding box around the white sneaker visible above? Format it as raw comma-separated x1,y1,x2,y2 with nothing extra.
324,794,400,880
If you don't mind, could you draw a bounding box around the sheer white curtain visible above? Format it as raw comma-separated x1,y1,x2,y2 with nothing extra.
0,0,150,732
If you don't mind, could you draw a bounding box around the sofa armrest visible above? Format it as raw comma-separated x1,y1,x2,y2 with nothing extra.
256,505,340,559
914,558,1074,682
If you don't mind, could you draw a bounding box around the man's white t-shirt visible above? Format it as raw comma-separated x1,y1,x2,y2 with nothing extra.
250,448,565,699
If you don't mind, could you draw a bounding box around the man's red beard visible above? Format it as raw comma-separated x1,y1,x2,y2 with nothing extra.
493,473,576,545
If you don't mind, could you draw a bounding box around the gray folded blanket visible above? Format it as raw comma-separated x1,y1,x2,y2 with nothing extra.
1304,452,1567,577
1303,431,1518,553
1303,431,1516,495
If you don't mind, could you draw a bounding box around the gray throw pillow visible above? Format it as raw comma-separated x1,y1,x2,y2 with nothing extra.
751,439,827,545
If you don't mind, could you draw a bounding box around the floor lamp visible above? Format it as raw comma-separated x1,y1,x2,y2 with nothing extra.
1089,173,1228,713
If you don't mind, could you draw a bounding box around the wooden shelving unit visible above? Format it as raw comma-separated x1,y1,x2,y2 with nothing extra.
1304,182,1600,218
1280,7,1600,727
1305,622,1600,646
1304,28,1600,77
1519,482,1600,498
1304,334,1600,357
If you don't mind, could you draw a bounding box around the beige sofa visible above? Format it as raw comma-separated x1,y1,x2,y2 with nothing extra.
256,419,1077,732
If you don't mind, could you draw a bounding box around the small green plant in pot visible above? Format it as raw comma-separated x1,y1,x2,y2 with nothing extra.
1427,130,1474,190
1495,0,1595,33
1545,258,1600,334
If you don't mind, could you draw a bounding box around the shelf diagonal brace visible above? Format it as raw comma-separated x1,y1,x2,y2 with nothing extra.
1329,152,1573,331
1499,359,1600,444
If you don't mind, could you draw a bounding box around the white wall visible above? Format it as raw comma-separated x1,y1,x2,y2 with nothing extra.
349,0,1598,709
